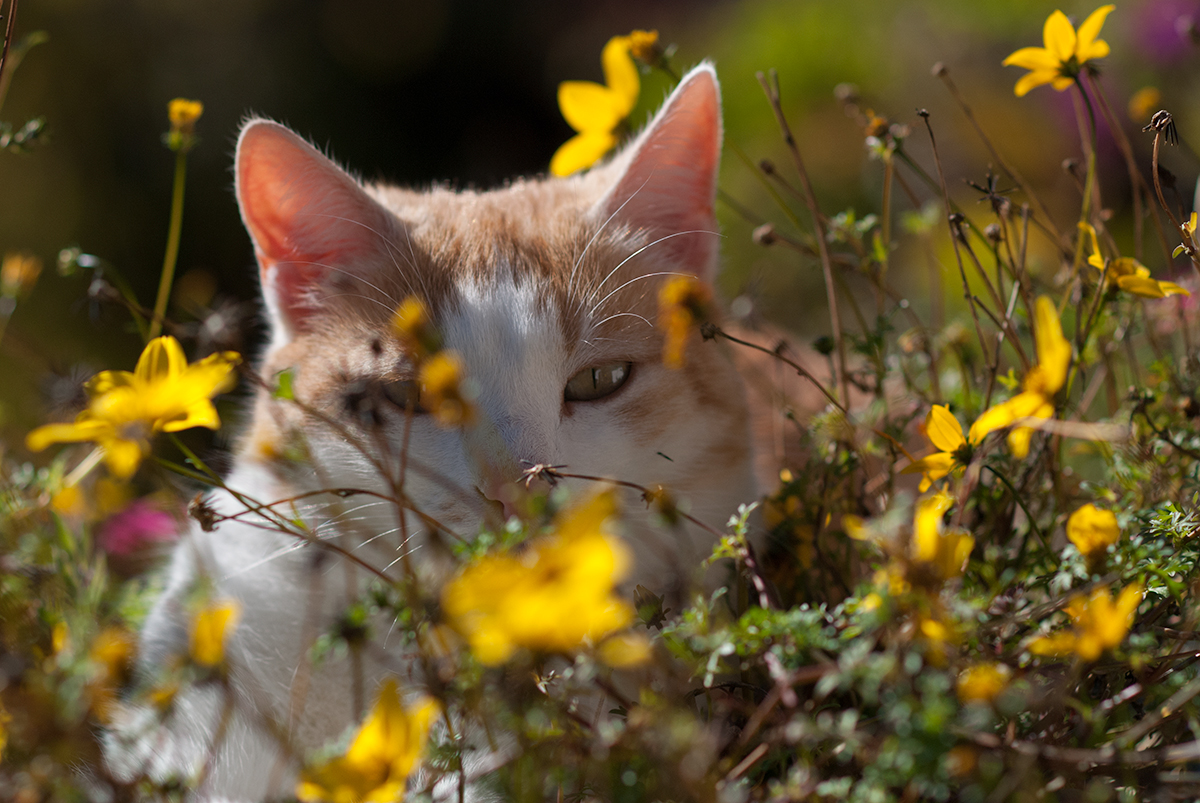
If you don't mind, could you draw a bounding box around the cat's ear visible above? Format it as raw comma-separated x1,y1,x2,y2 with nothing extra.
595,63,723,281
235,119,402,344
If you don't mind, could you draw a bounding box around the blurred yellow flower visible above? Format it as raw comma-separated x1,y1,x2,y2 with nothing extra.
911,492,974,583
390,295,440,363
969,297,1070,458
1003,6,1114,97
550,35,639,176
1,251,42,299
441,491,639,665
957,663,1012,704
657,275,712,370
87,627,135,722
26,336,240,479
1081,222,1189,298
419,351,474,428
1067,503,1120,563
1028,583,1141,661
190,599,241,668
1128,86,1161,123
297,679,438,803
167,98,204,133
628,29,662,64
902,405,979,491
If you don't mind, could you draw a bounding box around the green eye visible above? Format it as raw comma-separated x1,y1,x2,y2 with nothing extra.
564,362,632,403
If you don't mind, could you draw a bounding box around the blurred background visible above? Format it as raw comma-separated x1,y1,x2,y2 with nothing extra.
2,0,1199,457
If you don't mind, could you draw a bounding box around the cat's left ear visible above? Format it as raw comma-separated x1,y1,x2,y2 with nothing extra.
594,63,723,282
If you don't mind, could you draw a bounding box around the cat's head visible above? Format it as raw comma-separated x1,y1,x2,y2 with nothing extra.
232,64,755,595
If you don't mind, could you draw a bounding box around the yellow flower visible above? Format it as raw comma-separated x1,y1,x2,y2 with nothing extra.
87,627,135,722
969,296,1070,458
418,351,474,428
0,697,9,759
1128,86,1161,123
902,405,979,492
628,29,662,64
1066,503,1120,565
1081,222,1189,299
390,296,441,363
957,663,1012,704
657,275,712,370
550,35,639,176
190,599,241,668
297,679,438,803
1003,6,1115,97
911,492,974,583
26,336,240,479
1028,583,1142,661
1,251,42,299
441,491,639,665
167,98,204,133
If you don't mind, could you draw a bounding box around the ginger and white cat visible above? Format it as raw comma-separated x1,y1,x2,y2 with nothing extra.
111,64,764,800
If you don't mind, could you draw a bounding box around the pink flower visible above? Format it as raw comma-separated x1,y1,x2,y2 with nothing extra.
99,499,179,556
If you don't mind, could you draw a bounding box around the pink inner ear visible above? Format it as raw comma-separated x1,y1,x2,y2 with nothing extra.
236,121,396,335
600,66,723,279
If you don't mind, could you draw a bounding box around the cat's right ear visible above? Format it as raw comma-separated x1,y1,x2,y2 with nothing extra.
235,120,402,345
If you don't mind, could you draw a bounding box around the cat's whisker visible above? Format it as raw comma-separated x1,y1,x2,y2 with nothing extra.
568,174,654,296
586,229,723,307
591,311,653,329
588,270,693,319
281,257,400,310
382,543,425,574
307,213,426,300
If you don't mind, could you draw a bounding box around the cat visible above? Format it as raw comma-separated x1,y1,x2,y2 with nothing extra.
107,63,769,801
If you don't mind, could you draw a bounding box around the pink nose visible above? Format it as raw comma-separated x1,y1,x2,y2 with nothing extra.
479,476,520,522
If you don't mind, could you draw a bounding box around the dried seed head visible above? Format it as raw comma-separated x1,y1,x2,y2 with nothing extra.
752,223,777,246
985,223,1003,243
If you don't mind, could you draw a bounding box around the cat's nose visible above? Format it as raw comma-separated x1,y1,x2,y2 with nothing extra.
477,477,520,522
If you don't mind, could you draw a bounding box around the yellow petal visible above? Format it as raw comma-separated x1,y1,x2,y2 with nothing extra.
1002,46,1059,71
550,130,618,177
1050,75,1076,91
102,437,147,480
901,452,956,483
598,632,652,667
26,419,111,452
968,398,1021,444
160,400,221,432
913,492,955,563
135,336,189,384
1079,222,1103,268
1013,69,1058,97
557,81,625,134
190,600,241,667
1075,5,1115,62
600,35,639,117
1033,296,1070,393
1116,275,1168,298
926,404,966,453
1043,10,1077,63
1157,280,1191,297
1066,503,1119,557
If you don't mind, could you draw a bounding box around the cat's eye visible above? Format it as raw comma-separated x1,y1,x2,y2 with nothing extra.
382,378,424,412
564,362,632,403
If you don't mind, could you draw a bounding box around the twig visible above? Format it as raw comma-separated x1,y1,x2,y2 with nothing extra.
756,70,850,407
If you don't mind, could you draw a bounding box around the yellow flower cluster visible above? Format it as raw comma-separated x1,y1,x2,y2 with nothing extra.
297,680,438,803
1003,6,1114,96
441,492,645,666
168,98,204,133
26,336,240,479
1028,583,1141,661
657,275,713,370
389,295,475,429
